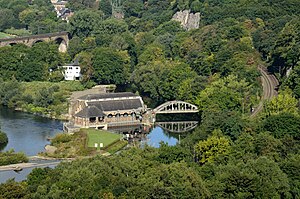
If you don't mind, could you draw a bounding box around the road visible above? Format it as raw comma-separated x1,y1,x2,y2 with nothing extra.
0,161,61,172
250,66,279,117
0,156,74,172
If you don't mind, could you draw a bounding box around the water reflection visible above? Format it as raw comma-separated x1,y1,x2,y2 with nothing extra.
142,126,178,148
111,121,199,148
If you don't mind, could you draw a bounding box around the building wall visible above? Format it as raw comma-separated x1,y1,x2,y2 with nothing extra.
74,111,141,128
63,65,81,80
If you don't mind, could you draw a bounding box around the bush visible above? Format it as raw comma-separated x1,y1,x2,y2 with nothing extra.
0,149,28,166
0,131,8,144
51,133,72,146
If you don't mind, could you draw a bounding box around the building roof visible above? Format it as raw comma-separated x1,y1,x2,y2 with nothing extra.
78,92,138,100
75,106,105,118
87,99,143,112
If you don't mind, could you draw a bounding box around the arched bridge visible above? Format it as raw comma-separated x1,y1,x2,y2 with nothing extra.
153,101,199,114
0,32,69,52
156,121,199,133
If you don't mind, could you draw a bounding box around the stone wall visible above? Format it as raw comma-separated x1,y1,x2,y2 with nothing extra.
172,10,200,31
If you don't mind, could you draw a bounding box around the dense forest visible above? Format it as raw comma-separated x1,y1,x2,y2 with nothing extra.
1,0,300,198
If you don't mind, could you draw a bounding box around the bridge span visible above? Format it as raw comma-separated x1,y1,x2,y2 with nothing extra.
0,32,69,52
153,100,199,114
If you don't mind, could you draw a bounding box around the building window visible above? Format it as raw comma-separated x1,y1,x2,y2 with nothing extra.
69,67,72,69
89,117,96,123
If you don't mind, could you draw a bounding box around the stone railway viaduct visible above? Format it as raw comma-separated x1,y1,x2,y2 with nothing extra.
0,32,69,52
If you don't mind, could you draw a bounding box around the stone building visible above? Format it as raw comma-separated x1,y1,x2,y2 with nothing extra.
66,92,146,131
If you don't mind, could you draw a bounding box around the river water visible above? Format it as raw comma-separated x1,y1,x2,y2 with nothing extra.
0,106,63,156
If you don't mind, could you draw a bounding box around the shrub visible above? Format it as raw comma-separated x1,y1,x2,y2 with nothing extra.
0,149,28,166
0,131,8,144
51,133,72,146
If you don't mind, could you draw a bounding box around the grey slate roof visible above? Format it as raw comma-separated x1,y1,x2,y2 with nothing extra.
78,92,138,100
75,106,105,118
87,99,143,112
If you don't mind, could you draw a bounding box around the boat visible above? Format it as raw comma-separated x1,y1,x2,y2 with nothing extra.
13,166,23,172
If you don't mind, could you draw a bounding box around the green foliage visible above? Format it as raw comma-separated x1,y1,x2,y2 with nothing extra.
280,154,300,198
0,130,8,144
194,130,231,164
263,112,300,139
69,9,103,38
133,60,197,101
4,27,31,36
1,0,300,197
25,148,211,198
203,157,290,198
0,42,63,82
196,75,254,114
44,130,93,158
92,47,130,85
155,143,191,164
0,78,21,107
0,180,29,199
264,89,299,116
51,133,72,145
0,149,28,166
0,80,84,117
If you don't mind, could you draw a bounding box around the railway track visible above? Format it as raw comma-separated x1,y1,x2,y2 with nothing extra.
250,66,279,118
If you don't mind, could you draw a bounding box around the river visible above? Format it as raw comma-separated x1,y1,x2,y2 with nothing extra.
0,106,184,183
0,106,63,156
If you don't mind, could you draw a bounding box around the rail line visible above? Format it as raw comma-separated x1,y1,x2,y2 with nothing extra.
250,66,279,117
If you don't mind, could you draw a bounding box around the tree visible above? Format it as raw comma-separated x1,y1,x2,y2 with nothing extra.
93,18,128,36
0,78,21,107
133,59,197,101
194,130,231,164
196,75,251,114
264,89,299,116
280,154,300,198
69,10,103,38
92,47,130,85
206,157,290,198
271,18,300,75
263,112,300,139
0,180,29,199
77,51,94,83
0,9,16,31
0,131,8,145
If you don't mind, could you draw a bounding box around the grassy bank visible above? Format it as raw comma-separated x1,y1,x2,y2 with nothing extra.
85,129,127,154
86,129,122,148
42,129,127,158
0,32,10,39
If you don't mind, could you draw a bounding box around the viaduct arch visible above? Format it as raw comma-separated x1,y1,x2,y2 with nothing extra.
153,101,199,114
0,32,69,53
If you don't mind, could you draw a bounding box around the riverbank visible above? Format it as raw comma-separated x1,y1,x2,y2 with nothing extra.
40,129,127,158
0,80,85,121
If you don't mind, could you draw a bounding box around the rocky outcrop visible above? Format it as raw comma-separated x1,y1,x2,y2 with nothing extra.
172,10,200,31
